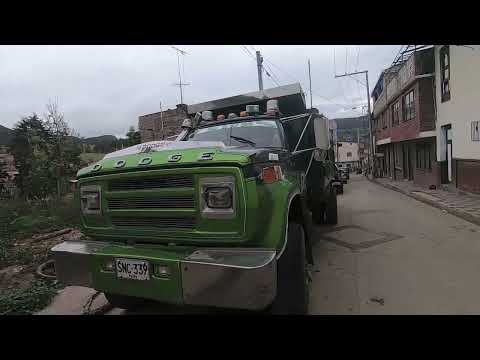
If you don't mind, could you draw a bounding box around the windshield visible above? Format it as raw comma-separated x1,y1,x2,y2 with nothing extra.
185,120,283,148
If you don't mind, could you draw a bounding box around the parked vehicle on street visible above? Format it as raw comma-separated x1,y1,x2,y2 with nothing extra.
332,165,344,194
51,84,338,314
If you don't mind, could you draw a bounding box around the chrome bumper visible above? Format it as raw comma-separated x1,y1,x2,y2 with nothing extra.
51,241,277,311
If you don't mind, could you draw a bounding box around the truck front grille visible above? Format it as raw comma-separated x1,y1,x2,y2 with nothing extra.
109,175,194,191
111,217,196,230
107,196,195,210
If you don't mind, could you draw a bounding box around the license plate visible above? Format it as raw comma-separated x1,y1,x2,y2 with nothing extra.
115,258,150,281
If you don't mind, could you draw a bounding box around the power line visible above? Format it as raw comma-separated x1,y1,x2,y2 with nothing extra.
248,47,364,116
355,46,360,71
240,45,256,61
345,46,348,73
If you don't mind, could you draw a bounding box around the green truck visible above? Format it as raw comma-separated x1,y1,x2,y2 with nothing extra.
52,83,338,314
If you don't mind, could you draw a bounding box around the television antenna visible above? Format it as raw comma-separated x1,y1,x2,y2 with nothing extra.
171,46,190,104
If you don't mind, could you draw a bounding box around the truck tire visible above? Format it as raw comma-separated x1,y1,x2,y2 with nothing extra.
104,293,145,310
312,203,325,224
270,222,309,314
325,188,338,225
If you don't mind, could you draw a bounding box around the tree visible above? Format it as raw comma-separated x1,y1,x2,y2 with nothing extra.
9,114,54,199
126,126,141,146
0,158,9,196
43,100,81,197
9,101,82,200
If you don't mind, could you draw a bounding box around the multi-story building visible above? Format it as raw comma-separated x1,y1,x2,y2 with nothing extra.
336,141,360,171
371,46,437,187
434,45,480,194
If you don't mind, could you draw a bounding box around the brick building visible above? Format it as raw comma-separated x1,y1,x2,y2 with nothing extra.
434,45,480,194
138,104,188,143
138,83,307,143
371,46,438,188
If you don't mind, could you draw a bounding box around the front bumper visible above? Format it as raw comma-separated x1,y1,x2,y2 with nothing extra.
51,241,277,311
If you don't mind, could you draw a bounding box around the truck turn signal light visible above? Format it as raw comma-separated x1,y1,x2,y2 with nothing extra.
261,165,283,184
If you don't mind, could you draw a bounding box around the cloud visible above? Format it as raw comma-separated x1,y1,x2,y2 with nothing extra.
0,45,399,137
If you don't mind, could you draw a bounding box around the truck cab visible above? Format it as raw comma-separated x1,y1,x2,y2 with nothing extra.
51,84,338,314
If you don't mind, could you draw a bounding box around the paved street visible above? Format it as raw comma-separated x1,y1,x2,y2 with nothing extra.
39,174,480,315
310,174,480,314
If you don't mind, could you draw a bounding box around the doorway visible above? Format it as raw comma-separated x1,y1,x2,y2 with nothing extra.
402,144,408,179
445,126,453,183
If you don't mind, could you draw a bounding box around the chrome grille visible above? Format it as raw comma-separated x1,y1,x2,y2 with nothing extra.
111,217,196,229
109,175,194,191
108,196,195,210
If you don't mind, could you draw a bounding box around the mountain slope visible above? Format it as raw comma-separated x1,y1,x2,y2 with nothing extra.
0,125,13,145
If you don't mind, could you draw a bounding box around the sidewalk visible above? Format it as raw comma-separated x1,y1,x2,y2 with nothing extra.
370,176,480,227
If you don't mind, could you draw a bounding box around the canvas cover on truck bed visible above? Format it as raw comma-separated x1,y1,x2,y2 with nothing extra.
187,83,307,118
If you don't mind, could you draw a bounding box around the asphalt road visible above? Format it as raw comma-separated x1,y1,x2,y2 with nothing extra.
39,174,480,315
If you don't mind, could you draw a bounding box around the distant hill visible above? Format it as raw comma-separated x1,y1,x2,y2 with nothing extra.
333,115,369,130
331,115,370,143
0,125,13,145
1,125,120,152
82,135,118,145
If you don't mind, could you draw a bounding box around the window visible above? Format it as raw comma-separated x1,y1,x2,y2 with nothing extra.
347,152,352,157
472,121,480,141
382,111,387,129
403,90,415,121
186,120,283,148
392,101,400,126
440,46,451,102
416,142,432,171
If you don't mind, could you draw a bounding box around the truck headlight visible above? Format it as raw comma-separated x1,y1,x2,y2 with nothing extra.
204,187,233,209
200,176,235,218
80,185,102,215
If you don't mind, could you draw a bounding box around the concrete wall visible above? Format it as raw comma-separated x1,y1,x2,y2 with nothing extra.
435,45,480,161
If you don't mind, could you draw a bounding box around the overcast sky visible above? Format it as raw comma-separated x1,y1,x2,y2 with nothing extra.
0,45,400,138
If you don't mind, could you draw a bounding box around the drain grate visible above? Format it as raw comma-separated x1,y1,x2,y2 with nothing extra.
319,225,403,250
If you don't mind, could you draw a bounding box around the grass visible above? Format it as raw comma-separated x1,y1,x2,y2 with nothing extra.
0,195,80,267
0,279,63,315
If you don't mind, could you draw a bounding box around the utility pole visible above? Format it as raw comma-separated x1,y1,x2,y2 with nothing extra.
171,46,190,104
335,70,374,176
256,50,264,91
159,101,164,140
308,59,313,109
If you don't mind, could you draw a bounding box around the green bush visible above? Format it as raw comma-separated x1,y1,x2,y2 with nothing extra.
0,280,62,315
0,196,80,265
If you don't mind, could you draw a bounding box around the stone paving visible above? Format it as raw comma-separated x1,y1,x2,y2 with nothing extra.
372,177,480,227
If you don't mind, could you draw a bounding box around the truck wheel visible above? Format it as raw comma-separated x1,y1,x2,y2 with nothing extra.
270,222,309,314
312,203,325,224
325,188,338,225
104,293,145,310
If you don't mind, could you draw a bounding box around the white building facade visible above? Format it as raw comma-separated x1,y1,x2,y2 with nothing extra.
435,45,480,194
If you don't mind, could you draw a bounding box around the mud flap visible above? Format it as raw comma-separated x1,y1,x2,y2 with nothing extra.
300,195,314,265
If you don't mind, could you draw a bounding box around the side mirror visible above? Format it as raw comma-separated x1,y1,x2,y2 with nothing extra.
181,118,192,129
313,115,330,150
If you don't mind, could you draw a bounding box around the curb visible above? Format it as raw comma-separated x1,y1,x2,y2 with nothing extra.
368,177,480,228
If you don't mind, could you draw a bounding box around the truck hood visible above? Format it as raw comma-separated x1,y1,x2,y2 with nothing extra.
77,140,288,178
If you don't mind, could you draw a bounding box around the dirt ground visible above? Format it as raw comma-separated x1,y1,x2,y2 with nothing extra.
0,229,83,295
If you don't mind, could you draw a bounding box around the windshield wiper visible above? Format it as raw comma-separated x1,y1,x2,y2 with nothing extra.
230,135,256,147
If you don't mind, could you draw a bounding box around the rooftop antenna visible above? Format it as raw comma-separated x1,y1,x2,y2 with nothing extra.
171,46,190,104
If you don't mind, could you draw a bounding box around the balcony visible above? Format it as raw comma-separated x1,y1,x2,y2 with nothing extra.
373,47,433,116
